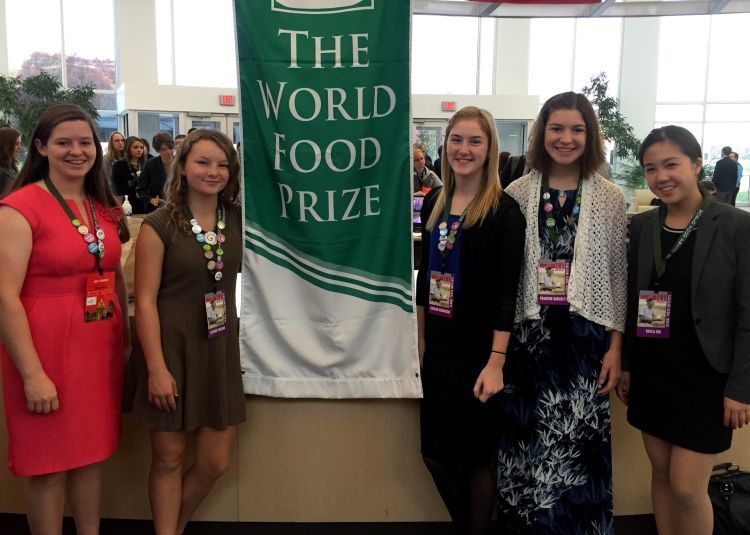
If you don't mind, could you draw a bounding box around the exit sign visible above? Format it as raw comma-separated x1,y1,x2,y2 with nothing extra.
219,95,235,106
441,101,457,112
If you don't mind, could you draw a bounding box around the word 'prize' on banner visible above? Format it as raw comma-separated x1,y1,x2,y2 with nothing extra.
235,0,421,398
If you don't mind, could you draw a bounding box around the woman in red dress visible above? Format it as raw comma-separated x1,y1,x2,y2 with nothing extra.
0,104,130,534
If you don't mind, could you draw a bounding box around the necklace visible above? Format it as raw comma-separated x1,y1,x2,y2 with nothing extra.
188,204,226,284
541,173,582,248
44,176,105,273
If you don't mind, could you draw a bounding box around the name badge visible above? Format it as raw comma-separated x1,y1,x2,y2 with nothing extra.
205,290,228,338
428,271,454,318
537,259,569,305
636,290,671,338
84,271,116,322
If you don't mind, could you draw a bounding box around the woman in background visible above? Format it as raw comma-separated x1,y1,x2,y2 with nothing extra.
112,136,147,213
105,131,126,178
619,125,750,535
133,129,245,535
0,104,130,534
0,127,22,194
417,106,525,535
498,91,627,534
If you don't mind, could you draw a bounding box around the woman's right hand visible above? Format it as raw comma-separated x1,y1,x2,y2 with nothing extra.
616,371,630,405
148,367,179,412
24,372,59,413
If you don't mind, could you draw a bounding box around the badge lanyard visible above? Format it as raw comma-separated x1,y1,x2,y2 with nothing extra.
44,176,105,275
187,204,226,290
651,195,710,284
541,173,582,255
437,194,469,273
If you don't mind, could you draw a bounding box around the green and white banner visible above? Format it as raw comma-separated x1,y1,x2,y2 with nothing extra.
235,0,421,398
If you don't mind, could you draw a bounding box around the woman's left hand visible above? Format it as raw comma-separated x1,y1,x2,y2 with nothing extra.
597,347,621,396
473,365,504,403
723,397,750,429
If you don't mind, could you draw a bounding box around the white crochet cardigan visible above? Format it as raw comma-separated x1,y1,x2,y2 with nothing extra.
505,169,627,332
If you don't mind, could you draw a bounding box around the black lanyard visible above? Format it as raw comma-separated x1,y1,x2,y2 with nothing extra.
651,195,710,282
541,173,582,254
438,194,469,273
44,176,104,275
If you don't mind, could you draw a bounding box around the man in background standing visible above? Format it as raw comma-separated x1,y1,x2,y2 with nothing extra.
712,145,737,204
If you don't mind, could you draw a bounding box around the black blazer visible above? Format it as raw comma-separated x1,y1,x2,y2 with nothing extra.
136,156,168,213
713,156,738,193
623,198,750,403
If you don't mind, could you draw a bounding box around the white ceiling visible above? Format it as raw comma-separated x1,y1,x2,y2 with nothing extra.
413,0,750,17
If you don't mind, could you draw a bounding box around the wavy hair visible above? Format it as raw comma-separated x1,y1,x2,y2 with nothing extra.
8,104,129,242
0,127,21,171
426,106,501,231
164,129,240,233
527,91,604,178
124,136,147,169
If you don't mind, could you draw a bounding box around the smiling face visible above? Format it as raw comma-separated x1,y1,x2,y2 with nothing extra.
446,118,489,183
183,139,230,199
642,140,702,207
544,108,586,173
35,120,96,183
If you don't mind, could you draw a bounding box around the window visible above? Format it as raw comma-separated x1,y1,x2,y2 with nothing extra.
5,0,63,79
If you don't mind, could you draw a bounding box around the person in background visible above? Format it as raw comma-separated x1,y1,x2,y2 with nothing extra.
141,138,153,159
112,136,147,214
0,127,22,195
414,141,434,170
417,106,525,535
499,151,511,174
132,129,245,535
619,125,750,535
413,147,442,196
104,131,126,179
497,91,627,534
500,153,527,190
712,145,736,204
433,145,443,178
137,132,174,213
0,104,130,535
730,151,743,206
174,134,187,151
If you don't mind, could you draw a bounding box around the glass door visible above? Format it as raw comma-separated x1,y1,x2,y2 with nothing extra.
186,114,241,143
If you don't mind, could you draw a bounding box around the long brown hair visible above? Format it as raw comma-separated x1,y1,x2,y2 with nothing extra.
124,136,147,169
526,91,604,178
426,106,501,231
8,104,130,242
106,131,126,163
0,127,21,171
164,129,241,233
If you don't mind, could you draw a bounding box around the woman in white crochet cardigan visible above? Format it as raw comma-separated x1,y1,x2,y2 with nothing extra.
496,92,627,535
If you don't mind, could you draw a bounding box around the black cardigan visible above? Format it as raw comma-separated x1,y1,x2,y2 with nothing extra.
416,188,526,359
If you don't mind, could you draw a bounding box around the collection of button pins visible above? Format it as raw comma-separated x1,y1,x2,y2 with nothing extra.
191,217,226,281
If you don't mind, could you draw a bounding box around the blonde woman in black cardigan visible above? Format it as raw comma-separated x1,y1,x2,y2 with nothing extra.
416,106,525,535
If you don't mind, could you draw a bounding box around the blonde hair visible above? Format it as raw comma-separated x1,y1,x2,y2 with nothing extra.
426,106,501,231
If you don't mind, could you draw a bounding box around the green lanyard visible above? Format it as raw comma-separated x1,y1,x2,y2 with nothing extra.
541,173,582,253
651,195,711,282
437,194,469,272
44,176,104,275
186,204,226,290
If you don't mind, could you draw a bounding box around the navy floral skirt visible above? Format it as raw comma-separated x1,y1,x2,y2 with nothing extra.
497,306,614,535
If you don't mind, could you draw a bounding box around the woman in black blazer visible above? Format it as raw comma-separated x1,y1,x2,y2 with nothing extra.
618,125,750,535
416,106,525,535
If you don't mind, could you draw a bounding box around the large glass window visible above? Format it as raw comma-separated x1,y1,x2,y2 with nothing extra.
528,18,622,103
137,112,180,156
155,0,238,88
656,16,709,103
412,15,484,95
706,14,750,102
62,0,116,90
5,0,63,79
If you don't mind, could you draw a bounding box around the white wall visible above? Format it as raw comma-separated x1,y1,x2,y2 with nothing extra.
412,94,538,121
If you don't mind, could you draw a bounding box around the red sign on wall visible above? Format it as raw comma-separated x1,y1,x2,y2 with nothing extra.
219,94,235,106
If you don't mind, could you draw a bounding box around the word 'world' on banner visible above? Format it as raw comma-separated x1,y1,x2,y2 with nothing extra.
235,0,421,398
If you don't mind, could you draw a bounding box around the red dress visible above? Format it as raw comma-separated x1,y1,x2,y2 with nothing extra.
0,184,124,476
